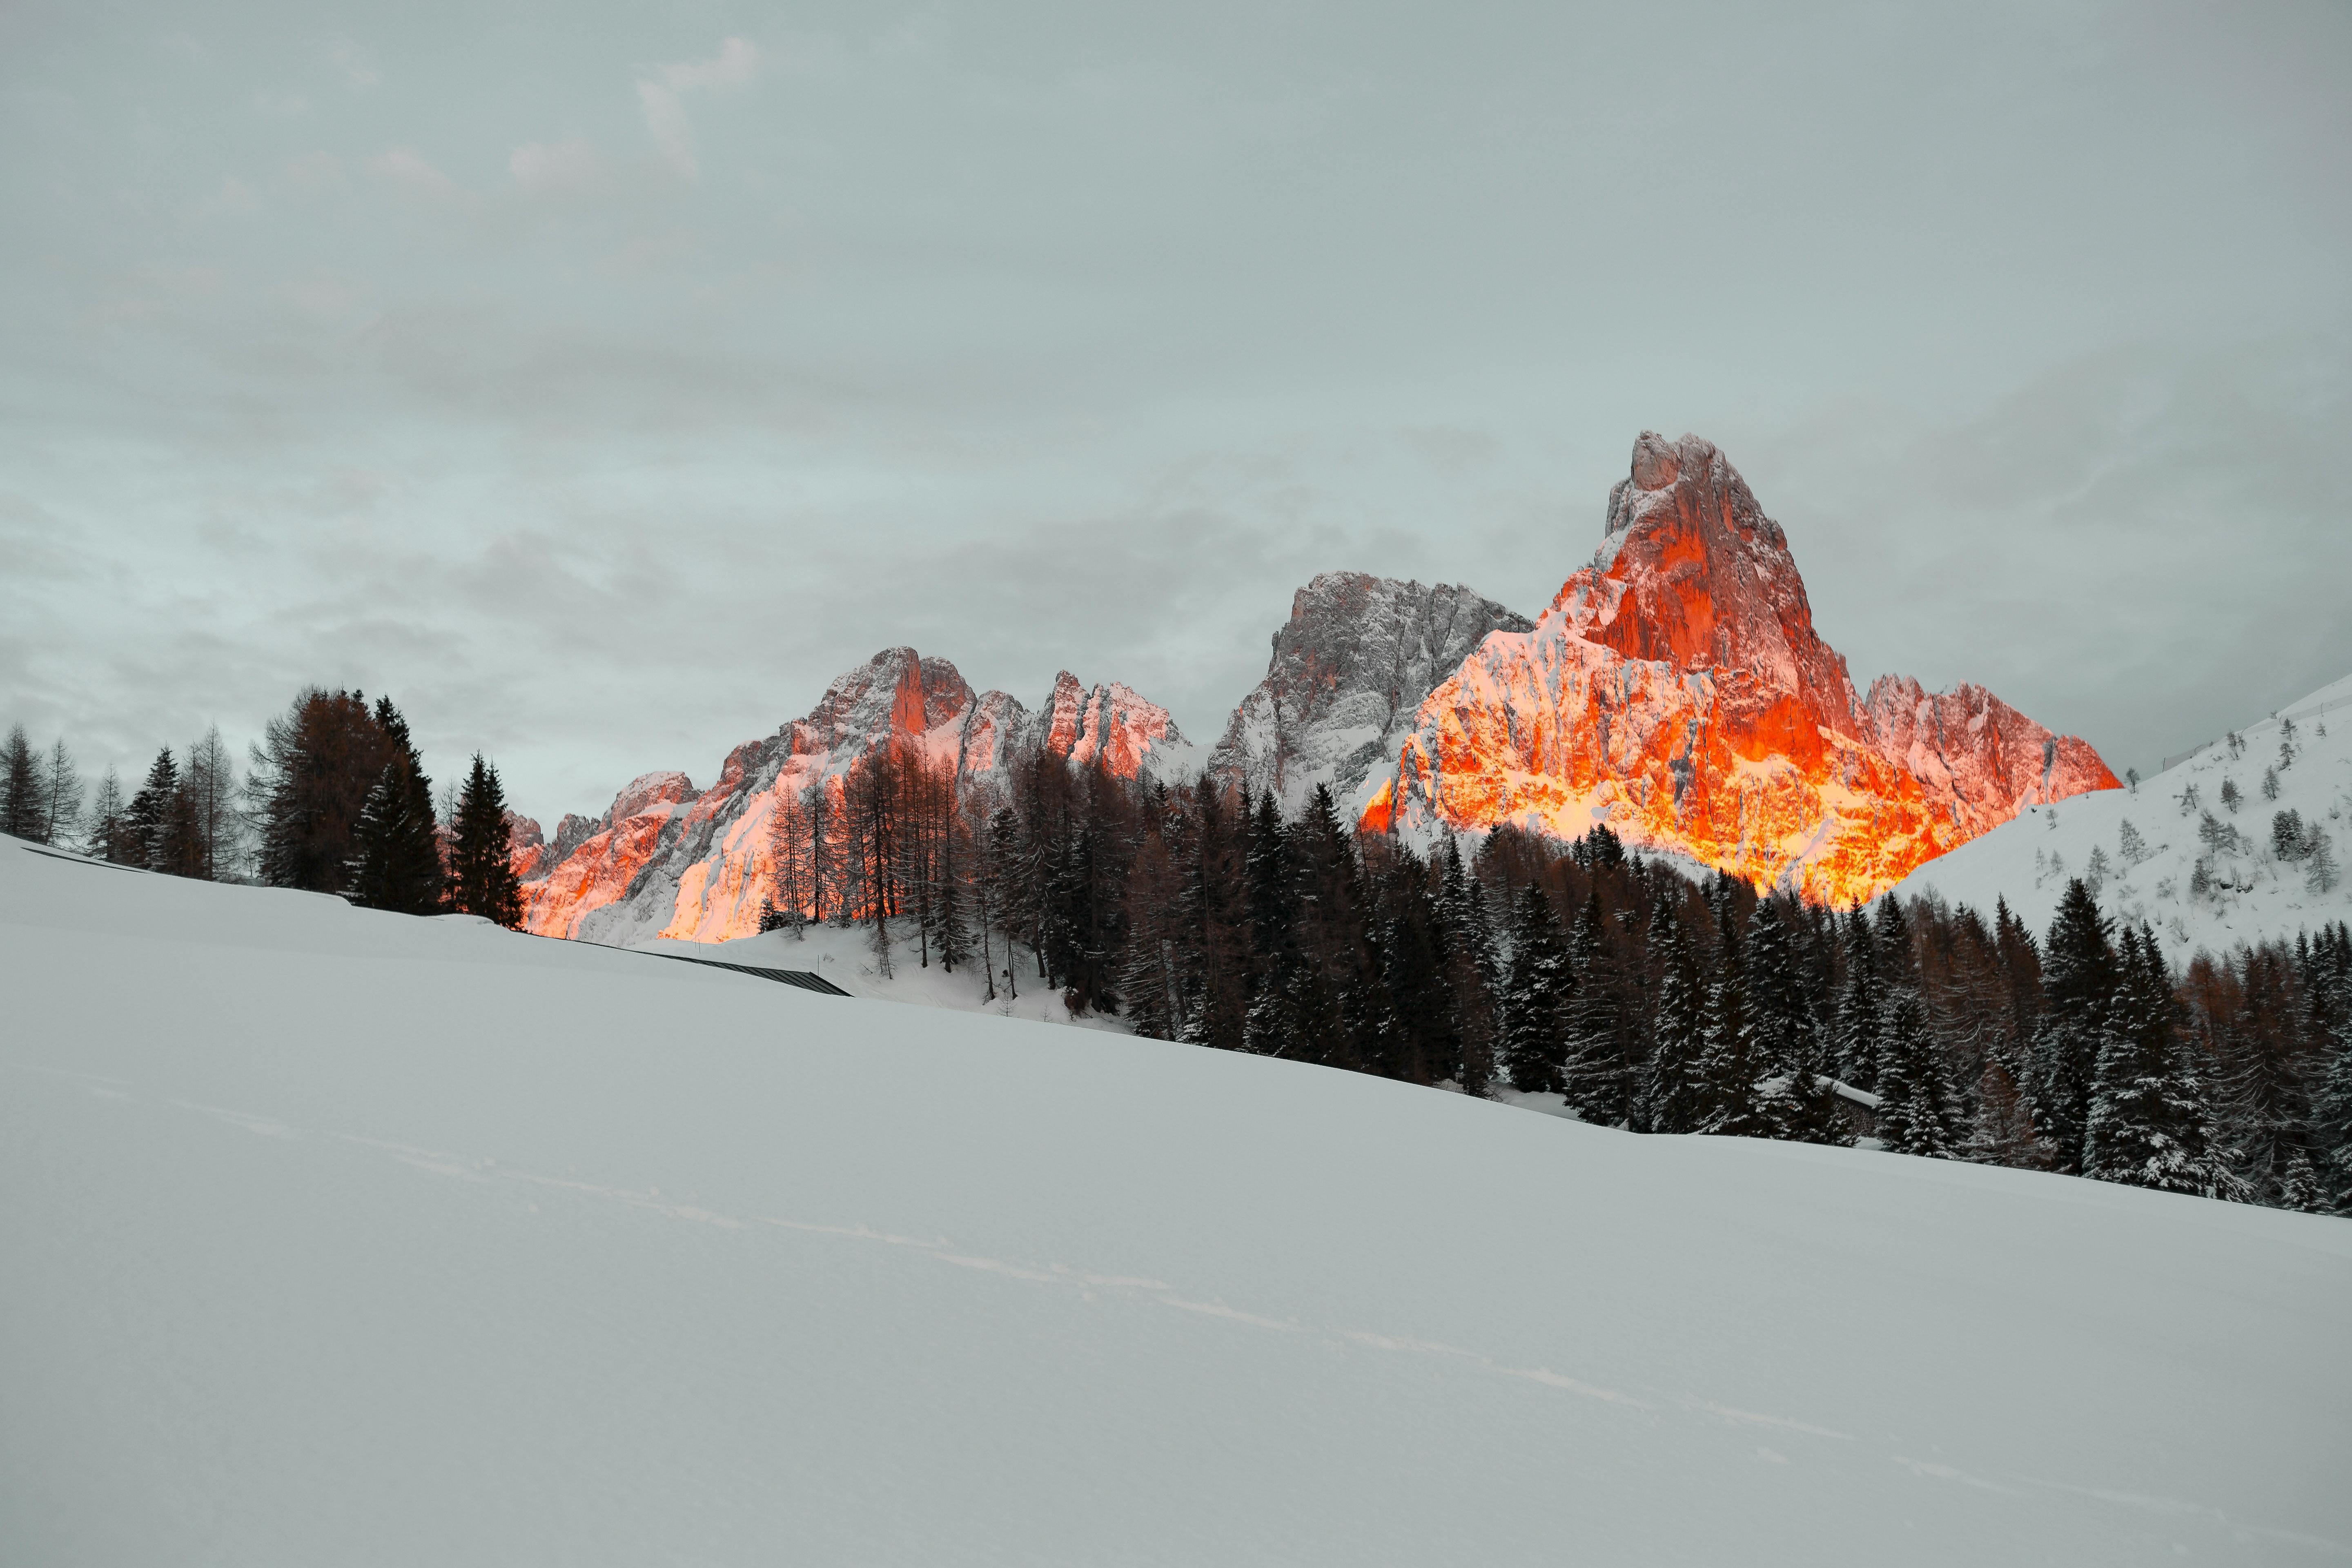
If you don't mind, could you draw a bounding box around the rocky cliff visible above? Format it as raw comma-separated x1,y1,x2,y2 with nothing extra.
518,649,1198,944
1360,432,2120,904
1206,571,1532,818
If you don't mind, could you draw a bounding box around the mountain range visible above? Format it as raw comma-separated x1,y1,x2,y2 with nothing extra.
512,432,2120,940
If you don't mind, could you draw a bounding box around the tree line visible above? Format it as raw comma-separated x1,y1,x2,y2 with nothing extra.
761,742,2352,1215
2,689,524,924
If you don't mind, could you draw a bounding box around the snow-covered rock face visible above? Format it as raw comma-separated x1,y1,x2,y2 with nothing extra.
1896,672,2352,961
516,648,1195,945
1363,431,2121,906
1206,571,1533,818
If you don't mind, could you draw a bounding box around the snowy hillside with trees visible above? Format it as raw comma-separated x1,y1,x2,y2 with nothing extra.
1896,673,2352,963
4,837,2348,1564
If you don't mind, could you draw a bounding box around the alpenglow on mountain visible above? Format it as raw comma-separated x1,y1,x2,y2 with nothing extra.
1360,431,2119,903
508,430,2118,929
515,650,1199,944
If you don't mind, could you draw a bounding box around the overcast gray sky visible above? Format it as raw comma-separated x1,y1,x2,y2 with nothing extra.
4,0,2348,826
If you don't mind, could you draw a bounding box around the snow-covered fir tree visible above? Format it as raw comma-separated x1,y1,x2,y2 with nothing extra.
1498,882,1572,1094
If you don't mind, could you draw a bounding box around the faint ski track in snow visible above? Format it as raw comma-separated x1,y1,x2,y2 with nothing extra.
168,1099,291,1138
1339,1329,1649,1409
1158,1296,1298,1331
1894,1456,2023,1494
26,1057,2350,1557
1691,1399,1854,1439
2002,1477,2352,1556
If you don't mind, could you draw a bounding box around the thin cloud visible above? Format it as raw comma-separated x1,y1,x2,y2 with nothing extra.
367,146,461,203
329,40,381,89
509,138,601,197
636,37,761,181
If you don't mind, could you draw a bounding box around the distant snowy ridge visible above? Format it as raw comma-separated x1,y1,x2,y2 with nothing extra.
519,649,1198,945
1895,670,2352,962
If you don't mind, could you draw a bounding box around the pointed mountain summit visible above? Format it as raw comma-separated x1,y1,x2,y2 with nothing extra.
1206,571,1532,818
519,648,1197,943
1362,431,2119,904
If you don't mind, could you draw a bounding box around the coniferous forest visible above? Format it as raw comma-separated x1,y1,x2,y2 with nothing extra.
12,701,2352,1219
755,742,2352,1218
1,688,522,925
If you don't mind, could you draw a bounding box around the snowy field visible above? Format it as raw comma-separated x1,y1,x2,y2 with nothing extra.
1897,671,2352,961
3,837,2348,1565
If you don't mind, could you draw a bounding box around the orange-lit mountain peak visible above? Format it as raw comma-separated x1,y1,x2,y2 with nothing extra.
1371,431,2119,905
513,650,1201,946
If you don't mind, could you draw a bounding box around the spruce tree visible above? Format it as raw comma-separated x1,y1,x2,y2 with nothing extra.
1437,839,1501,1098
1833,906,1881,1089
345,700,443,914
1875,991,1958,1157
2315,1010,2352,1214
126,748,197,875
1640,909,1709,1134
448,754,523,927
1696,910,1771,1138
86,768,131,862
1374,852,1459,1084
1744,894,1850,1145
1560,891,1633,1125
2083,926,2226,1194
1,725,42,839
2033,878,2119,1172
1498,883,1572,1094
984,804,1025,1000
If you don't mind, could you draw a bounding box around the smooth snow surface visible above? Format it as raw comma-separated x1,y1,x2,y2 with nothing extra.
1896,672,2352,960
3,838,2348,1565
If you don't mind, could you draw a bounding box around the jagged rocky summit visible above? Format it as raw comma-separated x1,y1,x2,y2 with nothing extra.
1205,572,1533,820
517,649,1198,944
1359,431,2120,905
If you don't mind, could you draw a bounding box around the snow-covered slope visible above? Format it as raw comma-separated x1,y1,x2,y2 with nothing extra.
518,650,1196,947
1896,672,2352,960
1205,571,1532,819
637,921,1138,1035
1365,432,2120,904
4,838,2346,1565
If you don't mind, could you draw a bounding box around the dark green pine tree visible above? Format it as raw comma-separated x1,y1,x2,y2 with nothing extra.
126,748,202,876
2083,925,2226,1194
1176,786,1250,1051
1833,906,1881,1089
1375,851,1459,1084
346,699,443,914
1696,909,1771,1137
0,725,39,840
2034,878,2120,1172
932,864,974,975
1290,783,1381,1075
1639,907,1709,1134
1435,837,1499,1098
1241,791,1303,1058
1745,894,1851,1146
1498,883,1573,1094
124,748,173,866
2314,1006,2352,1214
1559,891,1634,1126
448,754,524,927
1875,990,1961,1157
